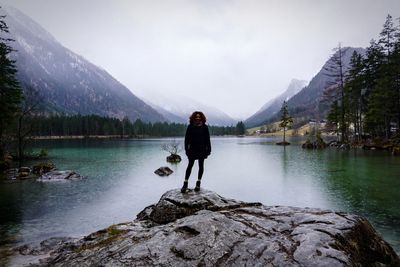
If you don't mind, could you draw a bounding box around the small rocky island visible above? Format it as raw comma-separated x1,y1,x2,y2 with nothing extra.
11,189,400,266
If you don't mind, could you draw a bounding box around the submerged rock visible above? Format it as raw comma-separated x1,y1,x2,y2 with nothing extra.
166,154,182,163
37,170,83,181
154,166,173,176
276,141,290,146
10,189,400,266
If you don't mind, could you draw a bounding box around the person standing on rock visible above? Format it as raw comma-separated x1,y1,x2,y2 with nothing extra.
181,111,211,193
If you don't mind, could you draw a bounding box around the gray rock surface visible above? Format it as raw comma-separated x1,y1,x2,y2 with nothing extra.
10,189,400,266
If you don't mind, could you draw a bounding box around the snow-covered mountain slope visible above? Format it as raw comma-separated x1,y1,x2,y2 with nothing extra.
2,6,165,122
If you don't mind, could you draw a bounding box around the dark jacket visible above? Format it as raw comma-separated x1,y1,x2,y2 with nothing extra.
184,124,211,159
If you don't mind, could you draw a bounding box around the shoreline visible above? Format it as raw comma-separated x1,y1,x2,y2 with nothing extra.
30,135,240,140
32,135,157,140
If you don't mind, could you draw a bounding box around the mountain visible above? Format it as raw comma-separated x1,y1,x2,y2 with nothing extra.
247,47,366,127
138,91,237,126
285,47,366,122
2,6,165,123
245,79,307,128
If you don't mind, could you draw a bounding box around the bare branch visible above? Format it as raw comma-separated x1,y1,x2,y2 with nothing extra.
161,140,182,155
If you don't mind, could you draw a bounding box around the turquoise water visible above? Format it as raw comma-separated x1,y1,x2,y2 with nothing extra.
0,137,399,254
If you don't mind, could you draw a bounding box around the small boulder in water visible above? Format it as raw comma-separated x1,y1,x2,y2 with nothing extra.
17,167,34,179
38,170,83,181
166,154,182,163
276,141,290,146
5,168,18,180
32,162,55,174
18,172,30,179
154,167,173,176
302,136,327,149
18,166,31,173
339,143,350,150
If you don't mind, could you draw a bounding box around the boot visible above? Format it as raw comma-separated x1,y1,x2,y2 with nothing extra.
181,181,188,193
194,180,201,192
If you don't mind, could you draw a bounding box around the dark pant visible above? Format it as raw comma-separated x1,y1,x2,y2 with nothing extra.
185,158,205,181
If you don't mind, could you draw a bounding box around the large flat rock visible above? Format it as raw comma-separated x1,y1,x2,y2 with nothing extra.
10,189,400,266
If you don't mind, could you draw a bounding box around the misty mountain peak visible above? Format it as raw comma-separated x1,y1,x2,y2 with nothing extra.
3,6,57,44
245,78,307,127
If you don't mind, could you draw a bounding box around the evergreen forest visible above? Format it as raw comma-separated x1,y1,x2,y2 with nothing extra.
325,14,400,142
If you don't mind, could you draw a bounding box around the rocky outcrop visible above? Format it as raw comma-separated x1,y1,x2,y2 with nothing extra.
10,189,400,266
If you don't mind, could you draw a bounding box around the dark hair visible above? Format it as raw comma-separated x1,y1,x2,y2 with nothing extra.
189,111,207,124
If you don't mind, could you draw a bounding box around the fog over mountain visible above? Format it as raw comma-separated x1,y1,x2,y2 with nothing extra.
2,6,165,123
138,91,237,126
2,1,398,118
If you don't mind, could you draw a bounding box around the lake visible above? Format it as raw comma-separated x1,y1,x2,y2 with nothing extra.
0,136,399,256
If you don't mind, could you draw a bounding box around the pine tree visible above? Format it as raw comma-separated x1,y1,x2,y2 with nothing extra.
323,44,349,142
0,8,22,161
378,14,398,137
344,51,365,141
235,121,246,136
379,14,397,60
326,100,340,140
279,101,293,144
364,15,400,138
392,22,400,132
363,40,384,136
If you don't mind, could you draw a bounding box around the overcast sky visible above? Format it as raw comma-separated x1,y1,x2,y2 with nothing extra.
1,0,400,118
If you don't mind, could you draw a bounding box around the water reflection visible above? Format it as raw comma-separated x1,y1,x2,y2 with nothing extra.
320,149,400,250
281,146,289,178
0,183,23,247
0,137,399,254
